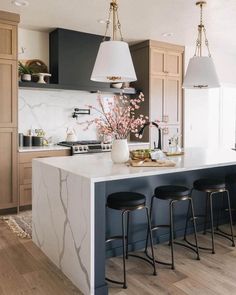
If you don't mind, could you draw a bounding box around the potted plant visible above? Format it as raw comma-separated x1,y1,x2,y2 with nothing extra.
18,62,33,82
81,93,148,163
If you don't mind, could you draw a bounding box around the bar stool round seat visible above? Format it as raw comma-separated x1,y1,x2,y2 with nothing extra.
107,192,146,210
154,185,191,200
106,191,157,289
193,178,225,192
185,177,235,254
145,184,200,270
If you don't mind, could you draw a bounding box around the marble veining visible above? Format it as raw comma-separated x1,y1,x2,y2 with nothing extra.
32,160,93,295
19,89,113,143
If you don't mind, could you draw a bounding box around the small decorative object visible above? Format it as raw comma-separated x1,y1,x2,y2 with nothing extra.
82,93,148,163
18,61,33,82
66,128,77,142
26,59,49,83
111,82,123,89
32,73,51,84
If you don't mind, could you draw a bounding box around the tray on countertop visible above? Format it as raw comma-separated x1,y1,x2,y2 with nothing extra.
128,158,176,167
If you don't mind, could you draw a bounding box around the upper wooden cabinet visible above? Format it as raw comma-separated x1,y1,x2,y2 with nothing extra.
0,59,17,127
0,23,17,60
130,40,184,150
151,48,182,77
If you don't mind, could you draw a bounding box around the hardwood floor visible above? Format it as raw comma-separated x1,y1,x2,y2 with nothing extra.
1,220,236,295
0,221,81,295
107,226,236,295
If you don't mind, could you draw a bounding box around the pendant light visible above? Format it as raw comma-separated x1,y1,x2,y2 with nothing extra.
91,0,137,83
183,1,220,89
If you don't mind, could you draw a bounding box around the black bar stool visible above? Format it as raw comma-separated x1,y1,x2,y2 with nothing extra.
145,185,200,270
215,174,236,237
185,178,235,254
106,192,157,289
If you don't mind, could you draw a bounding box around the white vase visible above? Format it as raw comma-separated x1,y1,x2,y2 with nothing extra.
111,139,130,164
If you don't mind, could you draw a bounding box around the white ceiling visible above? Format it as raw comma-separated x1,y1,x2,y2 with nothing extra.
1,0,236,53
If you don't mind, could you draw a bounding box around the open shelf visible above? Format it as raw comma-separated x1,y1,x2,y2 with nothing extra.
19,81,137,95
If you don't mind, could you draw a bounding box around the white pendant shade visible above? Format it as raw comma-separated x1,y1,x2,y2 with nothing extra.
91,40,137,83
183,56,220,89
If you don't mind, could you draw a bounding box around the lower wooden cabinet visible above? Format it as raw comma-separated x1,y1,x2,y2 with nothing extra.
0,128,17,209
18,149,70,206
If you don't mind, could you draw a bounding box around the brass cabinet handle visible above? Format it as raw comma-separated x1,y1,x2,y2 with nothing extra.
164,71,169,74
163,115,169,123
163,127,169,135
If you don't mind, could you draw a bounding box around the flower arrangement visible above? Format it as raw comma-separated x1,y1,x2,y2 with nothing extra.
83,93,148,140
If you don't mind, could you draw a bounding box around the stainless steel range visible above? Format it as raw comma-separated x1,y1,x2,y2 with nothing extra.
58,140,112,155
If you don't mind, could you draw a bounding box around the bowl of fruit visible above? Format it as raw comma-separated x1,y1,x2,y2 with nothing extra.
130,149,151,160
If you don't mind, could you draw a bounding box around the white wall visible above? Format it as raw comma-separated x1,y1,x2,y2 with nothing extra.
18,28,49,67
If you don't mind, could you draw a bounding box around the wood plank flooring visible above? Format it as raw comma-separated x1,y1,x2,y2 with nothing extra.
1,220,236,294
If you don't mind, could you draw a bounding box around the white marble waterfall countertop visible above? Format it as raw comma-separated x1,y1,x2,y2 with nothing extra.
33,148,236,183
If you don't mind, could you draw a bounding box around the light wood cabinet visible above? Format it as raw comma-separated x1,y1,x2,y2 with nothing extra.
0,128,17,209
0,59,17,127
18,150,71,207
0,23,17,60
131,40,184,150
0,11,19,211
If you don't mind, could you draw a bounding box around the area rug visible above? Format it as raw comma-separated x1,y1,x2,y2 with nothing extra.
1,210,32,239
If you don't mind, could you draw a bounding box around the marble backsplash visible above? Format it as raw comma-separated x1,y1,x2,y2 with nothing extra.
19,89,113,143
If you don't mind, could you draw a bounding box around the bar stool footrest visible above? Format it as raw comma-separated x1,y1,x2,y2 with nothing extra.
145,250,172,266
105,277,127,289
184,236,214,252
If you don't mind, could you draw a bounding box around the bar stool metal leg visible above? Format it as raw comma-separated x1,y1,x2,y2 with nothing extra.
126,212,130,259
121,210,127,289
184,200,190,240
226,190,235,247
203,195,209,235
190,198,200,260
170,200,175,270
145,196,155,253
209,193,215,254
145,207,157,276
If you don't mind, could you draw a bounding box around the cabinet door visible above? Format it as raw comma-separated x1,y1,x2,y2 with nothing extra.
162,125,181,151
0,23,17,60
0,59,17,127
0,128,17,209
151,48,165,75
165,51,182,77
163,77,181,125
150,76,165,145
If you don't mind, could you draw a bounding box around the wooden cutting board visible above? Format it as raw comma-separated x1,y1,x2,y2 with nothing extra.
129,159,176,167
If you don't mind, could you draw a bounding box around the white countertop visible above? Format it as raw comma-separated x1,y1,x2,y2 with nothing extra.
18,141,149,153
34,147,236,183
18,145,70,152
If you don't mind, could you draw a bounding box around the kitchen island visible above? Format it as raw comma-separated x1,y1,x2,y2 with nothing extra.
32,148,236,295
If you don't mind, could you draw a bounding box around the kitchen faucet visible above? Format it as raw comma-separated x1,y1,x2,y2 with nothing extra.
138,121,162,150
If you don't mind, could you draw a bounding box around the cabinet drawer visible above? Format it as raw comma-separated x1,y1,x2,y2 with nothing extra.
19,163,32,185
19,184,32,206
19,150,70,163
